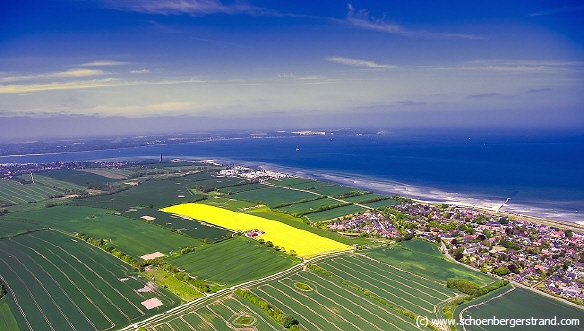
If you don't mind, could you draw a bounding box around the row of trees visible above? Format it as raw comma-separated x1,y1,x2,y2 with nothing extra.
235,289,301,329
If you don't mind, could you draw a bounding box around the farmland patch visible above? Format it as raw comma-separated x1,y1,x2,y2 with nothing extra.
6,206,203,258
231,187,319,207
364,240,495,286
0,230,179,331
169,236,299,287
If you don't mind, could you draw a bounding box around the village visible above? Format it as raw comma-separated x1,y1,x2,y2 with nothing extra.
326,200,584,304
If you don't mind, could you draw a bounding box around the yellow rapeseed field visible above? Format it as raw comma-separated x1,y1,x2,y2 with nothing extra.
162,203,352,258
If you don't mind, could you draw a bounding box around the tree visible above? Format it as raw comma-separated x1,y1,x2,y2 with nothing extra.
282,315,298,328
493,266,510,276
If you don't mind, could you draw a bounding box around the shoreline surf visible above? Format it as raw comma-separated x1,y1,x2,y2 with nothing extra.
172,156,583,224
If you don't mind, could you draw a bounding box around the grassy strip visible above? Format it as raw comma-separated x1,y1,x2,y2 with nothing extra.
143,267,203,302
235,289,306,330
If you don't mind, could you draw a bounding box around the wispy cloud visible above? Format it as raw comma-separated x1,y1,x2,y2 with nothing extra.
0,78,204,94
80,60,129,67
89,101,197,116
424,60,584,74
466,93,503,99
326,56,395,69
346,4,483,40
529,4,584,17
102,0,261,16
457,60,584,73
130,69,152,74
0,78,120,94
0,69,109,83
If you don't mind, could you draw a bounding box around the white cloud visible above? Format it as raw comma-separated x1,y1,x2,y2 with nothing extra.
326,56,395,69
346,4,483,40
0,69,109,83
102,0,260,16
80,60,129,67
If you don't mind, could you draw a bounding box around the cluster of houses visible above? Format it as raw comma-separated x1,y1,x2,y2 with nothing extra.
328,200,584,304
327,212,401,238
217,166,290,181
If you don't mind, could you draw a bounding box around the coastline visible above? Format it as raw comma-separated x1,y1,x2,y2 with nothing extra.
178,156,584,227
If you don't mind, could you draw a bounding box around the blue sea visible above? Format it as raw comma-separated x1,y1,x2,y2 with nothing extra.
2,130,583,222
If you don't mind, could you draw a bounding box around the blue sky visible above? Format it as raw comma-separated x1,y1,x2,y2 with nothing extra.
1,0,583,140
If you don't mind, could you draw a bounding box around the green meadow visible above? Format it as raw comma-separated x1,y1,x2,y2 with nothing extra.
169,236,300,287
5,206,202,258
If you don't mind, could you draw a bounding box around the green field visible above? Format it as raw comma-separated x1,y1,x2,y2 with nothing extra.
268,177,315,187
0,219,45,238
286,181,335,190
231,186,319,207
342,193,388,203
6,206,203,258
364,240,495,286
20,174,87,192
217,182,266,194
309,184,364,197
73,176,207,210
0,179,64,205
0,230,180,331
194,177,251,190
72,177,229,241
455,286,584,330
201,196,258,211
304,204,367,222
169,236,300,287
40,169,117,186
276,197,345,215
